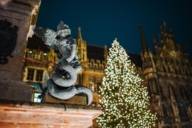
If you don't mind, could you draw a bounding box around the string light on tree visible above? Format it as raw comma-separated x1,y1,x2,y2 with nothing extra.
97,39,156,128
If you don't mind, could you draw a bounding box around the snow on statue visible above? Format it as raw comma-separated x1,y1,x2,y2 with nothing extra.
36,21,93,105
97,39,156,128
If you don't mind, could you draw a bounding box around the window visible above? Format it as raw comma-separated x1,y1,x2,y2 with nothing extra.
36,70,43,81
26,68,45,82
27,68,35,80
91,85,95,92
33,92,42,103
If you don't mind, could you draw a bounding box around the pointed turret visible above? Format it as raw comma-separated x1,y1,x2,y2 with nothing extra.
139,26,148,52
76,27,84,48
160,21,167,33
77,27,83,40
153,34,160,54
76,27,87,62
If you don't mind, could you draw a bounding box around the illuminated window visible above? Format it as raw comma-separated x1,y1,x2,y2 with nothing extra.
42,52,48,60
91,85,95,92
32,83,43,103
96,82,101,92
36,70,43,81
27,68,35,80
33,92,42,103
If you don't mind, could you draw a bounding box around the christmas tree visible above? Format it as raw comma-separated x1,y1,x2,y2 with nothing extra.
97,39,156,128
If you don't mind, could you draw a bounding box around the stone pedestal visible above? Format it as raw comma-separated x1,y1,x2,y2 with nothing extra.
45,94,88,105
0,103,102,128
0,0,41,102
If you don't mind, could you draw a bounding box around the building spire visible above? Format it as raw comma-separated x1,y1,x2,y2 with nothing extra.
160,21,169,35
139,26,148,52
77,27,83,40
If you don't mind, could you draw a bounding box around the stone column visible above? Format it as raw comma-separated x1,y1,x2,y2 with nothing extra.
0,0,41,102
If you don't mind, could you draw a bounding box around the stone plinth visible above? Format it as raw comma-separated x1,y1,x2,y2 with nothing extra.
0,103,102,128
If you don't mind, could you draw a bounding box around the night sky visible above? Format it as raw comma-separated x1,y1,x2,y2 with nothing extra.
37,0,192,55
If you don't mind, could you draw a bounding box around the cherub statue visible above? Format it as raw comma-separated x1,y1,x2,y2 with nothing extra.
37,21,92,105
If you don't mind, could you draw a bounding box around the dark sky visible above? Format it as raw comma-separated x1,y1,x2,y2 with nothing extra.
37,0,192,55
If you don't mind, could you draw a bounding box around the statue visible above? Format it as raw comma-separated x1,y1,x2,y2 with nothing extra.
36,21,93,105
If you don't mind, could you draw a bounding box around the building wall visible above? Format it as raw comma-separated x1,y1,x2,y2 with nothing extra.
141,23,192,128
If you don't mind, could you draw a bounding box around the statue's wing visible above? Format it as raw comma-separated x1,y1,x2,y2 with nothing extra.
35,27,57,47
43,29,57,47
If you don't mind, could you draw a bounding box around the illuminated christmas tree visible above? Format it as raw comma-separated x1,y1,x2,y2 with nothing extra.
97,39,156,128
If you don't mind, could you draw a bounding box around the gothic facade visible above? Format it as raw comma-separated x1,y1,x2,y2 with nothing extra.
140,23,192,128
76,28,107,105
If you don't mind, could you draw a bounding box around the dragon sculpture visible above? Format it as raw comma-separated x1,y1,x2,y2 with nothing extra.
37,21,93,105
